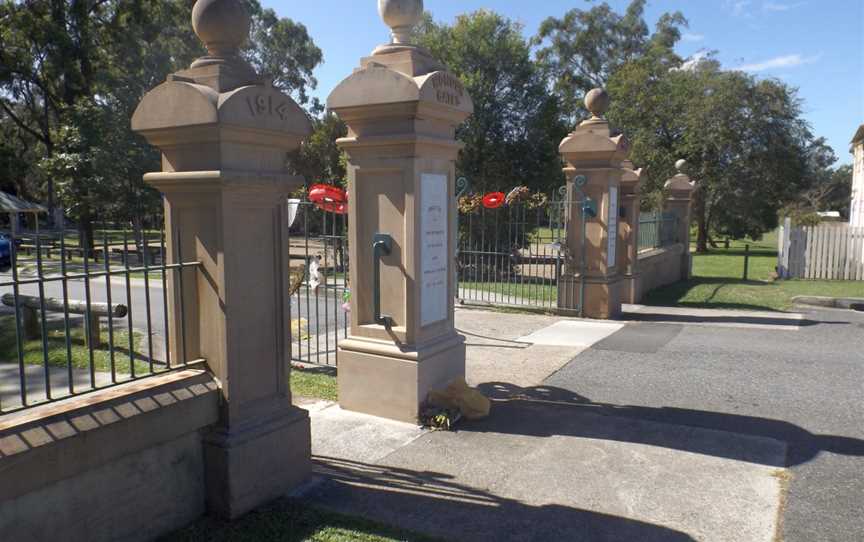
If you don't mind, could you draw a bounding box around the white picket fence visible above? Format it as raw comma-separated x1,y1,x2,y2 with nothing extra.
778,218,864,280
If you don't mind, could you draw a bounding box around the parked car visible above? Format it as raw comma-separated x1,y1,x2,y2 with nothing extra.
0,233,11,271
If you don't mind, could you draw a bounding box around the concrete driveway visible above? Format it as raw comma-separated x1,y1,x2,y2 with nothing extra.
298,305,864,542
544,306,864,542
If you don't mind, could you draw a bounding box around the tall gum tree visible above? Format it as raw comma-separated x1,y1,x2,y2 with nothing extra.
608,53,815,252
0,0,322,243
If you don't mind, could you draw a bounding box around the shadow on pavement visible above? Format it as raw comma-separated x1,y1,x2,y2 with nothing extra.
474,383,864,467
456,328,533,349
623,311,824,327
309,455,697,542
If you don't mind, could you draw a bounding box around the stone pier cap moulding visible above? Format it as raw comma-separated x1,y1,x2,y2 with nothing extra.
131,80,311,174
327,66,474,139
559,125,629,167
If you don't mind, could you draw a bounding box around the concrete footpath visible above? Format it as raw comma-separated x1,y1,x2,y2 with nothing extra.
293,306,825,542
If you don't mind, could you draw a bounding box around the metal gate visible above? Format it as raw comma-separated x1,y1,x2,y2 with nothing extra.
456,185,585,313
288,182,589,367
287,200,349,367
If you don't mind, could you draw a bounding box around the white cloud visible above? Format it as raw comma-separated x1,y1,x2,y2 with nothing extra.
738,53,821,72
763,2,804,11
678,51,712,72
682,33,706,42
725,0,753,17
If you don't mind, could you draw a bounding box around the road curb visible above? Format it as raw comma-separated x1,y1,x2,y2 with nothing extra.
791,295,864,312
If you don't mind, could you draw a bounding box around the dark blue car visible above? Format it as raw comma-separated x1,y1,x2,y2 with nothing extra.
0,233,12,271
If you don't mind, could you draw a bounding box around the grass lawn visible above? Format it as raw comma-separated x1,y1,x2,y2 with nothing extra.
644,232,864,312
163,498,439,542
0,315,151,374
291,365,338,401
458,281,557,304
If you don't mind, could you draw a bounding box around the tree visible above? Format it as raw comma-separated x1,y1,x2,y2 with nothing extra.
288,112,347,187
534,0,687,123
414,10,567,194
608,54,815,252
0,0,323,241
785,150,853,222
245,0,322,109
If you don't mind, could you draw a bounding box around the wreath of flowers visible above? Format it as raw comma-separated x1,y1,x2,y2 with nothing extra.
458,187,550,214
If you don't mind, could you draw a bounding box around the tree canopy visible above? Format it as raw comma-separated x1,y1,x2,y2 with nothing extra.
534,0,687,122
0,0,322,241
0,0,845,253
415,10,567,194
607,51,828,250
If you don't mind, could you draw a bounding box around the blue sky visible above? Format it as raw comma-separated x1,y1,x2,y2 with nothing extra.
269,0,863,166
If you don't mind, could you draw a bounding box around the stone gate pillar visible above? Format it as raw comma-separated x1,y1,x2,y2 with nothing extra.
131,0,312,519
619,161,643,303
328,0,473,423
558,89,628,319
664,160,696,279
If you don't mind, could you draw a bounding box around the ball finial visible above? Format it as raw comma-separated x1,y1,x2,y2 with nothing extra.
676,159,688,173
192,0,251,62
378,0,423,45
585,88,610,119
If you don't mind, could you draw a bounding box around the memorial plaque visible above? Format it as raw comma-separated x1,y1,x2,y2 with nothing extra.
420,173,449,326
607,186,618,267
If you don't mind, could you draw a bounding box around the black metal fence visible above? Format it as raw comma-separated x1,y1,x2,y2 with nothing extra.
0,222,202,415
287,200,349,367
456,190,571,311
639,212,679,251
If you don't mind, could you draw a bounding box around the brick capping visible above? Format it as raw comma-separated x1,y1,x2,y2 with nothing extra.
0,369,219,502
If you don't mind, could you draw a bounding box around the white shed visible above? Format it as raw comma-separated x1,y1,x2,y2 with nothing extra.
851,124,864,228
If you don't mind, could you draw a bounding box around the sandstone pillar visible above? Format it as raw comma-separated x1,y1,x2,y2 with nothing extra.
328,0,473,423
619,161,643,304
558,89,629,319
131,0,312,519
664,160,696,280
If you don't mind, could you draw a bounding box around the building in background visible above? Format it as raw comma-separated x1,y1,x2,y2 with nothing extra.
851,124,864,228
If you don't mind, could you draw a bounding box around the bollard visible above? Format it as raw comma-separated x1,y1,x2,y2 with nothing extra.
743,244,750,281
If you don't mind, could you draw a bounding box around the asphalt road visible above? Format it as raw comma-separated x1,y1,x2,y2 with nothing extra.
544,307,864,542
0,271,347,339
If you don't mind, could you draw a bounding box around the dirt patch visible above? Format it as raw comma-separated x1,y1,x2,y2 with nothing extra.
772,469,793,542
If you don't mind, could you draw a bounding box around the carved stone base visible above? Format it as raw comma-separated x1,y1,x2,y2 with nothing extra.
622,272,643,305
337,334,466,423
558,275,623,320
203,404,311,519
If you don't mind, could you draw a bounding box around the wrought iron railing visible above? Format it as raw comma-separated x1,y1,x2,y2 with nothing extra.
287,200,349,367
639,212,679,251
456,190,571,311
0,222,203,415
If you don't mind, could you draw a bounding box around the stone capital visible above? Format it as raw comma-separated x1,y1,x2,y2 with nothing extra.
328,66,473,125
559,125,629,168
664,173,696,199
620,160,643,197
132,81,311,174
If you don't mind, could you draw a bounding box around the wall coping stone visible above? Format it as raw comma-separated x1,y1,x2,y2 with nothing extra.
637,243,685,260
0,369,219,502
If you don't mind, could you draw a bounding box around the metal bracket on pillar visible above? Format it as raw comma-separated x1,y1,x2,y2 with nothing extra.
373,233,394,329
